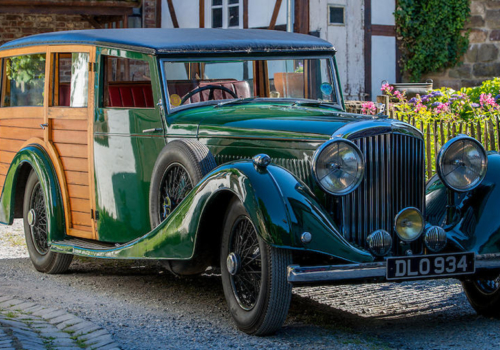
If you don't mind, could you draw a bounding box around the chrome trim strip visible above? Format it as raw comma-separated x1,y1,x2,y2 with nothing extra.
333,120,423,141
287,253,500,285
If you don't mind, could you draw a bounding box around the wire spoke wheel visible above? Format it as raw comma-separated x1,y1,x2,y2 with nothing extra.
29,182,49,255
229,216,262,311
158,163,193,222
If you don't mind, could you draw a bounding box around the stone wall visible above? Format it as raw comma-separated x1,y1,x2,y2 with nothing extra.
0,13,93,46
424,0,500,90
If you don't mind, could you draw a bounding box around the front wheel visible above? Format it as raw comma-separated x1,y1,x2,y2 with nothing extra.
462,275,500,317
23,170,73,274
220,198,292,336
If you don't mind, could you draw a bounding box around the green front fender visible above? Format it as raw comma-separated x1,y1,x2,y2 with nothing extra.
0,145,65,242
52,161,373,264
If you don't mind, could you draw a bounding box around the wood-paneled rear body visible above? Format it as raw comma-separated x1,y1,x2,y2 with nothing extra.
51,119,94,234
0,115,44,190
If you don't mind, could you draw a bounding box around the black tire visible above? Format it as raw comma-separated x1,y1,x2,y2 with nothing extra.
149,139,217,228
462,276,500,317
220,197,292,336
23,170,73,274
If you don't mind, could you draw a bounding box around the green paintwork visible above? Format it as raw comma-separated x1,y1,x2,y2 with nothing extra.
93,48,166,242
425,152,500,255
51,161,374,264
0,145,65,241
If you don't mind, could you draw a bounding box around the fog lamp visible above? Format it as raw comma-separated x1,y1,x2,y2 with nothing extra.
394,207,424,242
367,229,392,256
424,226,447,252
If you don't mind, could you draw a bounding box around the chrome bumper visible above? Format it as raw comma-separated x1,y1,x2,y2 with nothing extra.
287,253,500,286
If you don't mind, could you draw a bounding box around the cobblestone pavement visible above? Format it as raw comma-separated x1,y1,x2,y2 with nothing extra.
0,295,120,350
2,220,500,349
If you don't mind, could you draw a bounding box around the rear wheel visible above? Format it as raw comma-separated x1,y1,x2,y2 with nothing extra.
23,170,73,274
462,275,500,317
220,198,292,335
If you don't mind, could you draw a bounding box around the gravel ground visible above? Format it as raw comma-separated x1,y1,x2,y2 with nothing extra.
2,220,500,349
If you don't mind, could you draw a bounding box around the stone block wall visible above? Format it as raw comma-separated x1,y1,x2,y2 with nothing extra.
0,14,93,46
423,0,500,90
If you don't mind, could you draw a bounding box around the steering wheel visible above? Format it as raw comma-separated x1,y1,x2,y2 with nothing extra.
181,85,238,105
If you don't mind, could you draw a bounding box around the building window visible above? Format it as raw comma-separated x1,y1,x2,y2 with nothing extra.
210,0,242,29
328,5,345,25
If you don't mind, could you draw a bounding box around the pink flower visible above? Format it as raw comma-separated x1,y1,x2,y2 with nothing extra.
361,102,377,115
434,103,449,114
480,93,497,107
381,83,394,94
394,90,404,101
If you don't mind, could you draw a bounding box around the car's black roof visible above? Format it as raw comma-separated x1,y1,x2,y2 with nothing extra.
0,28,335,55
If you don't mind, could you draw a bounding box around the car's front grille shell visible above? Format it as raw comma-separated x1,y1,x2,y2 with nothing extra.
331,133,425,255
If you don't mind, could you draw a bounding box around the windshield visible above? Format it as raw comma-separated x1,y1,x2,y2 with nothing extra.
162,57,339,110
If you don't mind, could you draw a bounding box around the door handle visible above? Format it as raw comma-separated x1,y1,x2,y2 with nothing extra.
142,128,163,133
40,123,49,130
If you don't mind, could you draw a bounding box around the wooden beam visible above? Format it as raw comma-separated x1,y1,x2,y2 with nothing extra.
0,6,134,16
371,25,396,36
294,0,309,34
268,0,283,30
0,0,139,8
156,0,162,28
364,0,372,101
199,0,205,28
167,0,179,28
243,0,249,29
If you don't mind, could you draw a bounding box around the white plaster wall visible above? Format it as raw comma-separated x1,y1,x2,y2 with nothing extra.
371,0,395,25
310,0,365,100
162,0,286,29
248,0,287,28
161,0,199,28
371,35,396,98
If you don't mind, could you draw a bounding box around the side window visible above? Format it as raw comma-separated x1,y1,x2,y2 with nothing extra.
102,56,153,109
1,53,46,107
50,52,89,107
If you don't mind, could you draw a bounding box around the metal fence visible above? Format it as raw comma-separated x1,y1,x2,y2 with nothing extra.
345,101,500,179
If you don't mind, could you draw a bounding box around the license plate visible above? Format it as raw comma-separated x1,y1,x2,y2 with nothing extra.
386,252,475,281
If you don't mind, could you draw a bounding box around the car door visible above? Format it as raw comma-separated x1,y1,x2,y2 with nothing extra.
93,49,165,243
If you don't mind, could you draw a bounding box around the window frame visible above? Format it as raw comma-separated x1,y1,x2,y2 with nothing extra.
99,52,155,110
159,55,343,115
328,4,346,26
206,0,243,29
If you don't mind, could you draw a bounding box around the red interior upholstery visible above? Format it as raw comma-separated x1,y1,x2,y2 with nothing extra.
59,84,70,106
167,80,251,105
107,84,154,108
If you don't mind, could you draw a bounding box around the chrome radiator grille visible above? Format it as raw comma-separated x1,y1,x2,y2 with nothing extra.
333,133,425,254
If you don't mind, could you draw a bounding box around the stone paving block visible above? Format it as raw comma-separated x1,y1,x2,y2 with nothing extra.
0,319,30,330
40,309,67,320
65,321,96,333
55,347,84,350
23,305,47,313
51,338,78,347
0,297,14,303
0,347,15,350
32,307,56,317
17,343,45,350
12,328,40,338
56,317,83,330
96,343,121,350
86,334,114,346
39,331,72,339
9,302,36,311
72,324,101,337
88,338,115,349
79,328,109,341
0,299,23,308
49,314,74,325
0,341,12,346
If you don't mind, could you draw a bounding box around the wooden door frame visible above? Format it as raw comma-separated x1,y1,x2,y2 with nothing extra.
45,45,97,240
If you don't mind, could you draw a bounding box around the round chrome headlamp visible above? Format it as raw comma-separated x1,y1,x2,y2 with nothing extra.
437,135,487,192
312,138,365,195
395,207,424,242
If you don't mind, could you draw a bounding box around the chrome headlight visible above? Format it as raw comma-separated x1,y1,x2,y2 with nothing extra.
437,135,487,192
312,138,365,195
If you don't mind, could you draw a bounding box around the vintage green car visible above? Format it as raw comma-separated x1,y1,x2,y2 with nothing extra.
1,28,500,335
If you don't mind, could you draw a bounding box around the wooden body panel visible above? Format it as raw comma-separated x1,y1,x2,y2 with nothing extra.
0,44,97,240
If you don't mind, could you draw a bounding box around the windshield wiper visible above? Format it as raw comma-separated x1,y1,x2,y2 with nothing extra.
215,97,257,108
291,100,336,107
